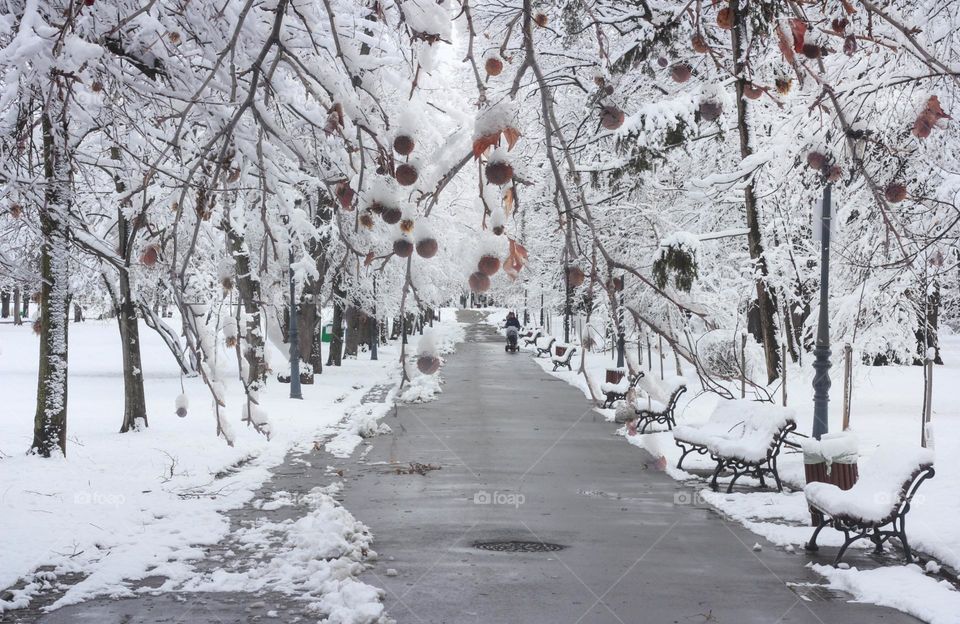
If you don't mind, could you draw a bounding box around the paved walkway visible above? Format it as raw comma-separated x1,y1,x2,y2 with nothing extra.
341,310,917,624
10,311,918,624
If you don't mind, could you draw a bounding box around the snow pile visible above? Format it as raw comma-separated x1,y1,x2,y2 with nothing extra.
805,445,934,523
397,314,465,404
182,485,385,624
325,402,395,459
614,400,637,424
398,370,443,403
814,564,960,624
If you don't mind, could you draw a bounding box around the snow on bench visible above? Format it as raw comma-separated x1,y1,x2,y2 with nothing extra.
550,343,577,371
521,328,541,346
600,369,645,408
534,336,555,358
805,445,935,565
673,398,758,469
600,377,630,396
704,402,797,492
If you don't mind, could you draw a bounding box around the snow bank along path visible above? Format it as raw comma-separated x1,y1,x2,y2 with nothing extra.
0,310,465,619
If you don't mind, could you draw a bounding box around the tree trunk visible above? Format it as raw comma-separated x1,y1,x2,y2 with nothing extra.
344,306,368,358
13,286,22,325
1,291,9,318
297,298,318,371
113,206,149,433
117,267,148,432
31,103,70,457
917,280,943,365
731,0,780,383
326,274,345,366
224,218,266,390
303,192,333,374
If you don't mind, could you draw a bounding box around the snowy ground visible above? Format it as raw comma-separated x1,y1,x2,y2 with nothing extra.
486,312,960,624
0,310,464,618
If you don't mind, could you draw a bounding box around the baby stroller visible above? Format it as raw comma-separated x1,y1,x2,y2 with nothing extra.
505,326,520,353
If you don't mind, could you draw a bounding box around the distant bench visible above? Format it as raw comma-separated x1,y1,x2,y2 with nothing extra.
521,328,541,347
600,372,644,409
632,381,687,434
534,336,555,358
551,344,577,371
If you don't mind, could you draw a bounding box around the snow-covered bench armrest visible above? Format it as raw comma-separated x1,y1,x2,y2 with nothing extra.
805,446,934,525
804,445,935,565
550,344,577,371
632,383,686,434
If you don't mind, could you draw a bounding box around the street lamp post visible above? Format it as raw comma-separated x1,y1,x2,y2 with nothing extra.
811,183,832,439
616,273,625,368
287,232,302,400
370,276,378,361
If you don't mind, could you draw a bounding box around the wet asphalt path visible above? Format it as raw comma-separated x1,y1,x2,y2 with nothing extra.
342,310,917,624
9,310,919,624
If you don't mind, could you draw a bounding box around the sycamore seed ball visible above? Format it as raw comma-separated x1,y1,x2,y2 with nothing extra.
416,238,438,258
469,271,491,293
478,254,501,276
393,239,414,258
394,135,415,156
396,163,418,186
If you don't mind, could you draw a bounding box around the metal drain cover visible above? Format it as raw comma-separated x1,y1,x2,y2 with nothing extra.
786,582,851,602
472,540,566,553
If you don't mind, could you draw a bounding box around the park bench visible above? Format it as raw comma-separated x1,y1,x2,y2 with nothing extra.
704,405,797,492
632,380,687,434
600,371,645,409
551,344,577,371
521,328,541,346
673,398,759,470
804,445,935,565
534,336,555,358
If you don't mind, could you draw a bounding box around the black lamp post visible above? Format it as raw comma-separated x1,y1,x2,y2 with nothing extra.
616,273,625,368
563,252,571,344
286,215,302,400
811,182,832,439
370,276,378,361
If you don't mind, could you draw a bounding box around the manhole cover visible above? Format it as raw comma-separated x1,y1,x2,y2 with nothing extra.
472,540,566,553
786,582,851,602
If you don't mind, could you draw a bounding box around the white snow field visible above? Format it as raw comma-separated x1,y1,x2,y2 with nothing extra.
0,311,464,616
507,311,960,624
